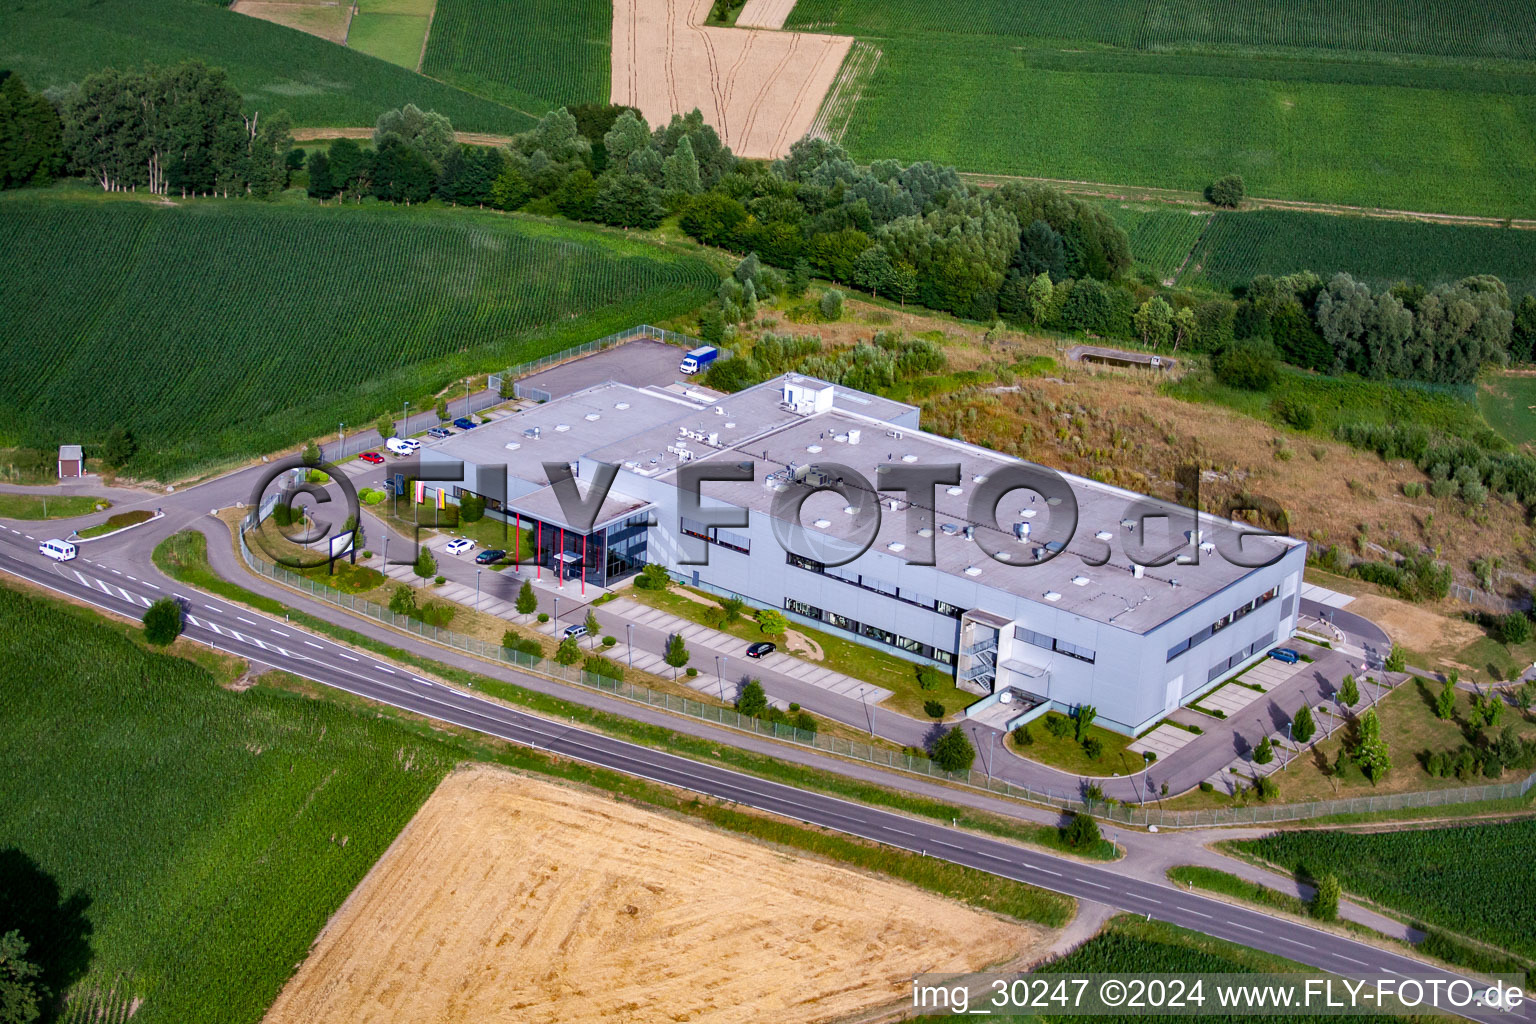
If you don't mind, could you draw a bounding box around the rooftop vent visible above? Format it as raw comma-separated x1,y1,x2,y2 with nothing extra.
1071,575,1090,586
996,551,1013,561
1200,541,1216,554
962,525,976,540
523,426,542,440
901,454,918,463
584,413,601,421
807,444,823,453
886,541,906,552
1133,564,1145,579
1013,522,1031,540
725,421,736,428
1020,509,1038,519
554,423,571,432
848,429,861,445
842,505,857,515
1121,518,1137,530
714,405,725,414
1043,590,1062,602
1170,578,1181,588
946,486,964,496
615,402,630,411
964,565,983,576
940,523,960,536
973,474,988,483
813,518,831,529
917,527,934,538
833,433,849,443
504,441,521,451
1095,530,1113,541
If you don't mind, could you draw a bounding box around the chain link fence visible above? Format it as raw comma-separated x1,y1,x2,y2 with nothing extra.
487,324,703,395
237,522,1534,825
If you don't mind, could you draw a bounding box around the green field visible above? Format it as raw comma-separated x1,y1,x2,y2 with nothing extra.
421,0,610,114
347,14,430,69
830,37,1536,218
1234,820,1536,961
0,583,455,1024
1178,210,1536,294
787,0,1536,61
0,0,533,132
0,193,716,479
1479,373,1536,446
1105,204,1211,282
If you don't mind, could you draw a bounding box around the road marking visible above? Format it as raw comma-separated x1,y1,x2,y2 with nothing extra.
110,568,121,575
886,827,915,836
270,629,289,638
413,677,431,685
1231,922,1262,933
145,581,160,589
376,665,395,674
208,622,224,635
338,653,359,662
73,570,88,585
1336,955,1368,967
204,603,224,613
115,586,135,602
249,637,268,650
1129,893,1160,903
238,616,258,626
1079,879,1112,889
187,615,202,628
1184,909,1212,919
304,640,323,649
125,575,137,581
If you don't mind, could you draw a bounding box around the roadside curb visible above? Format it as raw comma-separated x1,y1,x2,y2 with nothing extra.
70,509,166,543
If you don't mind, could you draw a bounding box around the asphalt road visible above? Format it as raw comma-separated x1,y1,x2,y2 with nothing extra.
1,534,1526,1023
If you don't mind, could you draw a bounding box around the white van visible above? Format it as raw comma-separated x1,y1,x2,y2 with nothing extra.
39,539,77,562
386,437,421,456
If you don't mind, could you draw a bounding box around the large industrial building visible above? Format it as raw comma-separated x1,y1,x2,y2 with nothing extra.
418,372,1306,735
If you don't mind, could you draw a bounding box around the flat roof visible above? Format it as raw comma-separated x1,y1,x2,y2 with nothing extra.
507,483,652,534
678,406,1297,634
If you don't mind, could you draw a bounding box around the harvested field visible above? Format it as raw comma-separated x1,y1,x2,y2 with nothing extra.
264,765,1039,1024
231,0,351,42
736,0,797,29
611,0,852,158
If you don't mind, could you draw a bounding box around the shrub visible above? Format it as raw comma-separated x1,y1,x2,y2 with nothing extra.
501,631,540,658
434,574,446,585
923,700,946,718
634,563,672,590
554,636,581,666
685,666,698,677
794,711,817,734
916,664,949,690
1014,725,1034,745
1402,481,1425,499
736,679,768,717
1310,873,1340,921
756,608,787,637
1497,611,1532,646
818,288,844,321
1061,812,1100,850
1082,736,1103,760
536,612,549,623
1271,396,1316,430
601,635,616,646
1199,780,1214,793
458,492,485,523
1045,713,1072,738
1253,735,1274,765
1213,339,1279,391
389,584,416,616
582,655,622,681
419,600,455,627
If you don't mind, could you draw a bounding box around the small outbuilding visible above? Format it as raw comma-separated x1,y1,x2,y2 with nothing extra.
58,445,84,479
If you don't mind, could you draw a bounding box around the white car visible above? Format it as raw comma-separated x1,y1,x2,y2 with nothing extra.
444,538,474,556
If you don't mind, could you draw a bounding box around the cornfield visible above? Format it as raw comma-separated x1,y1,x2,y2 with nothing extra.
1107,205,1210,282
0,197,716,479
0,584,458,1024
422,0,611,112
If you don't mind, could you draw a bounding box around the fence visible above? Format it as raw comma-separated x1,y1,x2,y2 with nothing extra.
237,521,1535,826
487,324,703,395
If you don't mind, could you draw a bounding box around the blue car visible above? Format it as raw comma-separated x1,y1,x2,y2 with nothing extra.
453,417,476,430
1268,647,1300,664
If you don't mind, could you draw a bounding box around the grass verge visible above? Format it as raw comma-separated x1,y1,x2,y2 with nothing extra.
0,493,109,519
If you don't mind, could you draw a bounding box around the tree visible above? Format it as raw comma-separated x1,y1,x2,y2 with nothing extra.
1134,296,1174,347
1253,734,1274,764
736,678,768,717
1061,812,1100,850
101,425,137,469
757,608,787,637
143,597,183,646
1291,702,1315,744
584,610,601,646
661,135,701,195
635,563,671,591
373,103,454,165
1339,674,1359,707
1207,174,1245,208
301,440,321,466
890,261,918,308
852,245,894,299
554,635,582,666
602,110,651,169
1435,679,1457,720
819,288,844,321
0,929,43,1024
374,412,396,440
0,72,64,189
1498,611,1532,646
1309,873,1340,921
1171,306,1197,352
1384,643,1406,674
1072,704,1097,743
515,580,538,617
434,398,449,421
931,726,976,772
1213,339,1279,390
594,173,665,228
663,632,690,678
458,492,485,523
371,137,435,204
717,595,745,626
786,258,811,298
413,546,437,581
1353,708,1392,783
1017,219,1067,280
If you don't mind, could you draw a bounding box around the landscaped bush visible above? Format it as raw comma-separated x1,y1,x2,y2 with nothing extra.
923,700,946,718
916,664,949,690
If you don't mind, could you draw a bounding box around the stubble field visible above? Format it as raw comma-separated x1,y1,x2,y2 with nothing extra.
263,765,1041,1024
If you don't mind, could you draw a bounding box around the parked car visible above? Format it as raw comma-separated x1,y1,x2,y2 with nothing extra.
1268,647,1300,664
358,451,384,465
427,426,452,439
452,417,477,431
562,623,588,640
444,538,474,556
746,641,776,659
475,548,506,565
385,437,420,455
38,539,77,562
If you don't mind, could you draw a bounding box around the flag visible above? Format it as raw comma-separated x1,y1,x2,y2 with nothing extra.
437,487,446,510
414,480,425,504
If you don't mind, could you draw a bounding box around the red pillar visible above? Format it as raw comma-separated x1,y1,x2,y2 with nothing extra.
581,533,588,596
558,528,565,589
536,520,541,579
514,512,520,568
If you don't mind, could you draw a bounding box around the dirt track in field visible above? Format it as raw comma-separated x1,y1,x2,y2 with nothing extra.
611,0,852,159
262,766,1040,1024
735,0,798,29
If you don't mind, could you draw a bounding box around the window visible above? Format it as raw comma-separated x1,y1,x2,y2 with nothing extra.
825,611,857,632
714,528,750,554
787,552,824,574
935,600,964,619
680,516,710,542
785,597,822,620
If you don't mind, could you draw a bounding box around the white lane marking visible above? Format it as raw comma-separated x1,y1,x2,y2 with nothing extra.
208,622,224,635
1184,909,1212,919
376,665,395,674
304,640,323,649
115,586,135,602
1030,866,1062,877
145,581,160,589
73,570,89,585
1079,879,1112,889
1336,954,1368,967
413,677,431,685
238,616,258,626
270,629,289,638
1129,893,1160,903
1231,922,1262,933
125,575,137,581
204,603,224,613
24,534,34,540
886,827,915,836
338,653,359,662
110,568,121,575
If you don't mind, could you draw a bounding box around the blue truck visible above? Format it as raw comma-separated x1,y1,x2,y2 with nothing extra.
679,346,718,375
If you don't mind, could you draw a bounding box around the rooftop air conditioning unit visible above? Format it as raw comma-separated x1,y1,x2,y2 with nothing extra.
1013,522,1031,540
523,426,541,440
1133,564,1145,578
848,430,861,445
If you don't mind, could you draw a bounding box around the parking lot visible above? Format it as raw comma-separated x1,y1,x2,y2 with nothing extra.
517,338,690,399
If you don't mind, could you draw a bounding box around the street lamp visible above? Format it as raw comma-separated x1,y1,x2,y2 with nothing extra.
475,568,482,612
465,378,471,418
339,421,345,451
382,534,388,570
401,400,409,437
716,655,724,700
1140,750,1153,803
552,595,559,631
626,623,634,667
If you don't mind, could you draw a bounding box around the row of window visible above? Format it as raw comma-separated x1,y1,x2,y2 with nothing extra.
785,553,965,619
1013,625,1096,664
1205,631,1278,682
784,597,956,665
680,516,751,554
1166,586,1280,662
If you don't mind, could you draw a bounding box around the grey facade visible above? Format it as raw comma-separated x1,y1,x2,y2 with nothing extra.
419,373,1304,736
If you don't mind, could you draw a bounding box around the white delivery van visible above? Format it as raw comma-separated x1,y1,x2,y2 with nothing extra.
386,437,421,456
39,539,77,562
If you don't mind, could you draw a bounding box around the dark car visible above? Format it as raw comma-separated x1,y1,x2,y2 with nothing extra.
453,417,477,430
1268,647,1300,664
475,549,506,565
427,426,452,439
746,641,776,659
358,451,384,465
